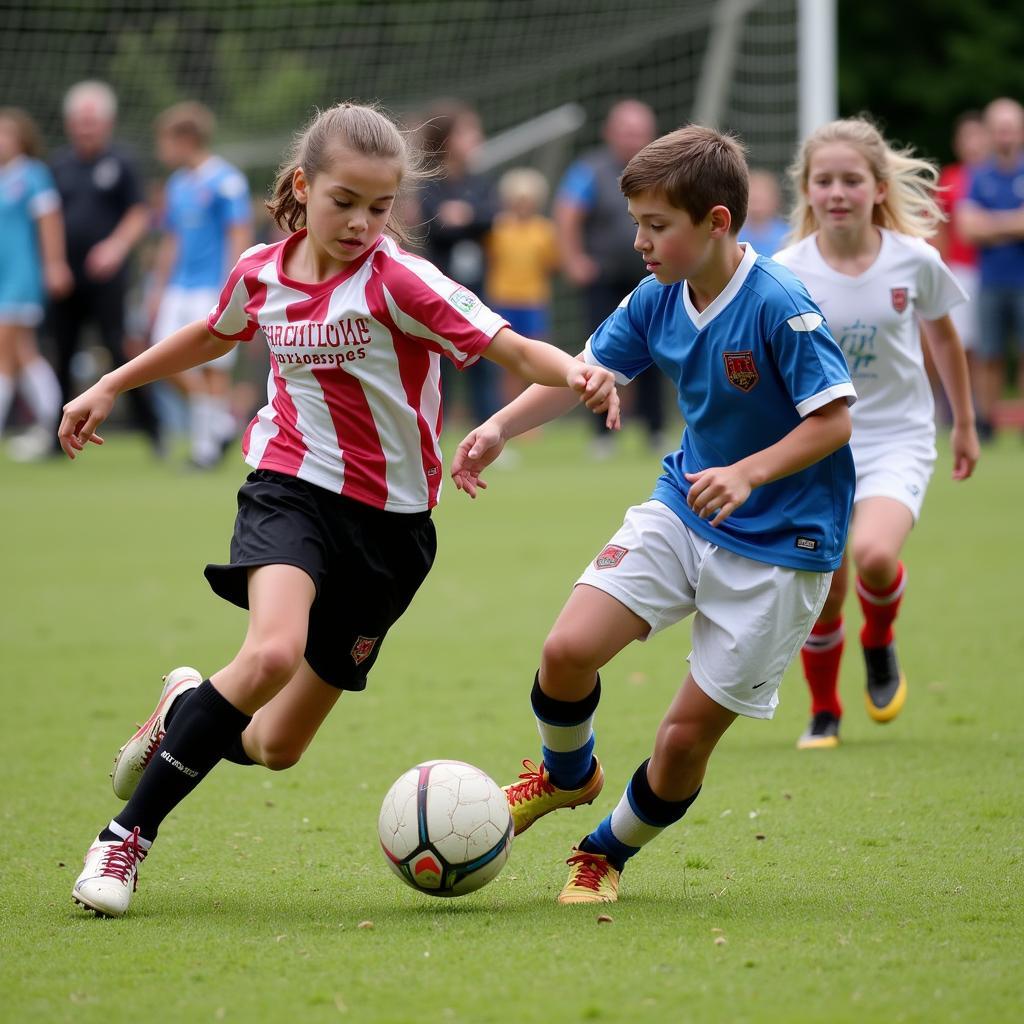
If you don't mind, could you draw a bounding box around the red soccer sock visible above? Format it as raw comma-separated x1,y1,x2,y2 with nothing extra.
800,617,844,717
857,562,906,648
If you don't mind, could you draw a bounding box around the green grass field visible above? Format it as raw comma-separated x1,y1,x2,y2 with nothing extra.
2,422,1022,1024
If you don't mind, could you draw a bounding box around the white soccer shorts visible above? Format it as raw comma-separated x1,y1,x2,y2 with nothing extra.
575,500,831,719
852,442,936,521
153,285,238,372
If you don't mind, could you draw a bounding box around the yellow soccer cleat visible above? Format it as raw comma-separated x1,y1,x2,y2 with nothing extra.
796,711,841,750
503,758,604,836
863,644,907,723
557,847,620,904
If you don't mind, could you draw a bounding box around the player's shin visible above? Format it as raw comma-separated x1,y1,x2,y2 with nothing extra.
532,672,601,789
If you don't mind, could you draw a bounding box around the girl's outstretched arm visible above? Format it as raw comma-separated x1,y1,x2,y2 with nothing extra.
58,319,237,459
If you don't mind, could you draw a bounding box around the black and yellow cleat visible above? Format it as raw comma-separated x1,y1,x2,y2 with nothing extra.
863,644,907,723
797,710,841,749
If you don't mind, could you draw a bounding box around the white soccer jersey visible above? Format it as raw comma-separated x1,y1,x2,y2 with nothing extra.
774,229,966,459
208,231,508,512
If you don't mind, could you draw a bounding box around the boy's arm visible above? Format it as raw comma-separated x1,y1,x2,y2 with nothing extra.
452,352,615,499
58,320,237,458
685,398,852,527
919,315,979,480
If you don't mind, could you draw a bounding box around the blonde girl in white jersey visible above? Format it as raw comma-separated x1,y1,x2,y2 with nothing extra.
59,101,620,918
774,117,979,749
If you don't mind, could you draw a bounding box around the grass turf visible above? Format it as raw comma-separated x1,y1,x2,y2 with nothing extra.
1,422,1022,1024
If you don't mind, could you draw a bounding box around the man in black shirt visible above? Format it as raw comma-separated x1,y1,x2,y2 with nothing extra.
49,80,161,451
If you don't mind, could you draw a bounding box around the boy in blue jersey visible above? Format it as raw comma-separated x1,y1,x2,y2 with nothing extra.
150,102,251,468
452,125,857,904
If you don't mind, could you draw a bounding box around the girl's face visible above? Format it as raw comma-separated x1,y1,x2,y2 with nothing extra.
295,145,402,267
805,142,886,239
0,119,21,164
627,188,722,285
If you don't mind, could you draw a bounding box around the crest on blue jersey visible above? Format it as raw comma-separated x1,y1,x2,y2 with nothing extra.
723,350,759,392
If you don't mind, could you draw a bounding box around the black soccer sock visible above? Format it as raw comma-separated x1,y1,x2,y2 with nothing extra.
113,680,251,842
164,688,196,729
221,732,256,766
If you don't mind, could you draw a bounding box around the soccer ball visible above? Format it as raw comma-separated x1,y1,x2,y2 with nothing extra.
378,760,513,897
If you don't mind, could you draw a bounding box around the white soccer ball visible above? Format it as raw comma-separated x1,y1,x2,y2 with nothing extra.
378,759,513,897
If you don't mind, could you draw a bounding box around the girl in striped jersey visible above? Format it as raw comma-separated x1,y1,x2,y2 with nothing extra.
774,117,979,749
60,101,620,918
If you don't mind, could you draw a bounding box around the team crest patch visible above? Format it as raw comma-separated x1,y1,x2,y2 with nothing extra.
449,287,480,315
594,544,628,570
891,287,909,313
350,636,379,665
723,350,759,392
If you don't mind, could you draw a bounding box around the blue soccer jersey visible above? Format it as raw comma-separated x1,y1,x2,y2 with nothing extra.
165,156,251,289
584,243,856,572
0,156,60,323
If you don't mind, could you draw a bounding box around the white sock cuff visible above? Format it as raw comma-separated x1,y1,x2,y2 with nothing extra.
609,792,664,848
536,714,595,753
107,820,153,850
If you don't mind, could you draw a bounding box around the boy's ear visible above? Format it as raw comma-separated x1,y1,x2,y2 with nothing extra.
708,204,733,238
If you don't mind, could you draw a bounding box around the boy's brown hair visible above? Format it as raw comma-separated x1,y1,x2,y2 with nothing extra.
620,125,749,233
154,101,216,147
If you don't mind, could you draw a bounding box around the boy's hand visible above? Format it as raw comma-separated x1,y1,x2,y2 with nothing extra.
567,364,621,430
950,422,980,481
58,380,116,460
451,421,507,499
684,465,754,527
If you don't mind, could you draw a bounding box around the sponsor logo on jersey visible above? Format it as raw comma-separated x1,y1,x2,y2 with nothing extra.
890,287,909,313
723,350,759,392
350,635,380,665
594,544,628,570
449,287,480,315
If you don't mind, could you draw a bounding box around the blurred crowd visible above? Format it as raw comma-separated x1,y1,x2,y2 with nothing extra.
3,83,1023,465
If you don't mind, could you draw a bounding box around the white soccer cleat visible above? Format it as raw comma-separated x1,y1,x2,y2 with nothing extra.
72,828,147,918
111,666,202,800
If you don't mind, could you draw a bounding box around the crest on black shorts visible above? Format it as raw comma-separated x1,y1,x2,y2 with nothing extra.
723,350,759,392
595,544,628,570
891,287,909,313
351,635,379,665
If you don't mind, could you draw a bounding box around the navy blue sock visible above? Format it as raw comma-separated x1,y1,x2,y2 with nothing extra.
580,759,701,870
532,673,601,790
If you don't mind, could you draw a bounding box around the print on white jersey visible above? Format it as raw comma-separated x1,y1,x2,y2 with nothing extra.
774,229,966,460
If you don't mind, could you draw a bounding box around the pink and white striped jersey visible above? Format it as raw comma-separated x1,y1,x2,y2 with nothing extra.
207,230,508,512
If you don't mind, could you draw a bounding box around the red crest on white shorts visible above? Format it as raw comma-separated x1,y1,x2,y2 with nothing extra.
890,287,909,313
595,544,628,570
350,636,379,665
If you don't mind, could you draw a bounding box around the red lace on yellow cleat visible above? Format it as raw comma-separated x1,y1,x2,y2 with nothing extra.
504,760,555,807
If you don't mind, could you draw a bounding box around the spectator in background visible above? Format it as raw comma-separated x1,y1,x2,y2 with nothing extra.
957,97,1024,440
932,111,990,422
556,99,663,457
485,167,560,400
739,169,789,255
0,107,72,460
149,102,252,468
419,100,500,424
50,80,162,453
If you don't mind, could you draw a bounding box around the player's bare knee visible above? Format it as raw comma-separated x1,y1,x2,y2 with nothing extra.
541,629,601,681
655,719,712,764
852,542,898,583
260,744,303,771
241,637,304,691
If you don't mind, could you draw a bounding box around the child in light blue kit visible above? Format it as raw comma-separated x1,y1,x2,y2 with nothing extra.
453,125,858,903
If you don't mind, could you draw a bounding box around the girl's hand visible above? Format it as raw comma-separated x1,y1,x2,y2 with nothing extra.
567,364,621,430
951,422,980,481
451,420,507,499
684,465,754,527
58,379,117,459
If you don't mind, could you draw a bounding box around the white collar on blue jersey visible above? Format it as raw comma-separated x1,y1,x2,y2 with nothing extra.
682,241,758,329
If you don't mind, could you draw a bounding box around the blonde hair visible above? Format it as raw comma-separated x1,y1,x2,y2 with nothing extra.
267,101,427,243
788,117,944,241
498,167,550,210
0,107,44,158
